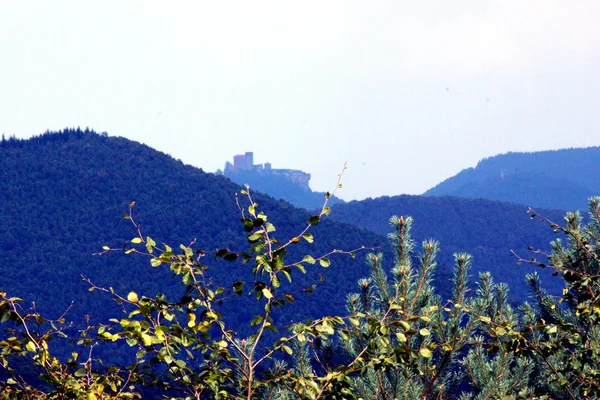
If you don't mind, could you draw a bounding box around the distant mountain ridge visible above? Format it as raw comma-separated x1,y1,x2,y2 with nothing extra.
423,147,600,211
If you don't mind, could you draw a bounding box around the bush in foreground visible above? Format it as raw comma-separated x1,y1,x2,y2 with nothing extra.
1,189,600,399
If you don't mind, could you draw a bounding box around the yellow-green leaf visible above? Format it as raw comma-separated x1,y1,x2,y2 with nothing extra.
127,292,139,303
141,333,153,347
26,341,36,353
419,347,433,358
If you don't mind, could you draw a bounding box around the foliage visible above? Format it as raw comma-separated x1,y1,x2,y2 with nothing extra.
511,197,600,399
3,187,600,398
0,129,384,341
2,130,600,398
0,169,373,399
329,194,565,305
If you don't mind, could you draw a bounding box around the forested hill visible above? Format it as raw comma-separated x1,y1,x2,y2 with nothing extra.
0,129,385,334
423,147,600,211
330,195,567,303
0,129,579,335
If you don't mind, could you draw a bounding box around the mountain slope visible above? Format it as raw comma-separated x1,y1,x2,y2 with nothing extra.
0,130,385,333
330,195,567,303
423,147,600,210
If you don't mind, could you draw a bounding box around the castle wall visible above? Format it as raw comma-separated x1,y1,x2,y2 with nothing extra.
224,153,311,190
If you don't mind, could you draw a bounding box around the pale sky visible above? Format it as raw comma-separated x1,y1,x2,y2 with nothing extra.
2,1,599,201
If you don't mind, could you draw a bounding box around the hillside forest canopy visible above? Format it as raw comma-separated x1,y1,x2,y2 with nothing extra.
1,130,600,399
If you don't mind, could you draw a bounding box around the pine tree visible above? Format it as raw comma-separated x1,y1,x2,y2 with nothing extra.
339,216,536,399
514,196,600,399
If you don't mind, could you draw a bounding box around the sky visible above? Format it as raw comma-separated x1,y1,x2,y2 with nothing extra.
1,1,599,201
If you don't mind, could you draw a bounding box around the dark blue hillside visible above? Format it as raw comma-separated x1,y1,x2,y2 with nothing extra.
424,147,600,211
330,195,568,304
0,129,385,339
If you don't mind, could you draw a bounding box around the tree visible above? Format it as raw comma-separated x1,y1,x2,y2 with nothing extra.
0,172,368,399
511,196,600,399
2,185,600,398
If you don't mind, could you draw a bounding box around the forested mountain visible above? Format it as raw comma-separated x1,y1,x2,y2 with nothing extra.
423,147,600,211
330,195,567,303
0,129,569,327
4,130,599,398
0,129,384,339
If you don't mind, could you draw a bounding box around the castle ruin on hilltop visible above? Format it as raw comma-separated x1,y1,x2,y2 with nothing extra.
222,152,311,191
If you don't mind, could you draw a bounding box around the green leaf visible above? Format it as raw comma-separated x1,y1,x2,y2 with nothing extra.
282,345,293,355
150,258,162,267
302,233,314,243
419,347,433,358
309,215,320,226
546,324,558,334
102,246,110,251
272,275,281,289
141,333,153,347
131,237,142,244
396,332,407,342
233,281,245,295
295,264,306,273
248,232,263,242
302,255,316,264
441,344,453,352
419,328,431,336
26,341,36,353
265,222,276,233
163,311,174,321
283,293,295,304
319,258,331,268
146,237,156,253
74,368,87,377
127,292,139,303
262,288,273,299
